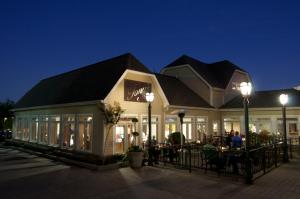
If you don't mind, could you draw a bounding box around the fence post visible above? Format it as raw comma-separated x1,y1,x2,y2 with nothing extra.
274,144,278,167
189,146,192,173
289,138,293,159
299,136,300,155
262,147,266,174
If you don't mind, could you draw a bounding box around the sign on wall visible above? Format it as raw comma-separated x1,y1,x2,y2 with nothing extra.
124,79,151,102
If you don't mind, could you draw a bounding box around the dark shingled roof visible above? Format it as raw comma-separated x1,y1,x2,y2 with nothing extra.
15,53,151,109
163,55,247,89
221,89,300,109
155,73,213,108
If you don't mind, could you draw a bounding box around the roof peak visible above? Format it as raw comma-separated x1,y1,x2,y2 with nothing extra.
41,53,150,82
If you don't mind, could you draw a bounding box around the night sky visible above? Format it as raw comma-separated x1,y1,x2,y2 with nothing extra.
1,0,300,102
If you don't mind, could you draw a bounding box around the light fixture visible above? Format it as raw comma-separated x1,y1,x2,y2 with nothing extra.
146,92,154,103
240,82,252,97
279,94,288,106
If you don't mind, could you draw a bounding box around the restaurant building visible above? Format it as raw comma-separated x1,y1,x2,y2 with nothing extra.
12,53,300,157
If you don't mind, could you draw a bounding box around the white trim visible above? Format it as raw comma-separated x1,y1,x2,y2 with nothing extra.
220,106,300,112
12,100,99,112
168,105,217,111
212,87,225,91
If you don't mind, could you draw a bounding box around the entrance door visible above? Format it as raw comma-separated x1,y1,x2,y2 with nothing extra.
114,123,133,154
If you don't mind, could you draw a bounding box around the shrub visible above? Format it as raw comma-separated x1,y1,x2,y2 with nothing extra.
168,132,185,145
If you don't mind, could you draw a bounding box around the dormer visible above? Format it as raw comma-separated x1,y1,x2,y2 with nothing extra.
161,55,251,108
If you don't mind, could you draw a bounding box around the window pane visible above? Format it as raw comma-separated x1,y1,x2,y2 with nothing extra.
39,117,49,144
183,118,191,122
31,117,38,141
16,118,22,139
197,117,206,122
23,118,29,141
63,115,75,149
50,116,60,146
78,115,93,151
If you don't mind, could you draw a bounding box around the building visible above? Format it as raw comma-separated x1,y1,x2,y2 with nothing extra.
12,53,300,157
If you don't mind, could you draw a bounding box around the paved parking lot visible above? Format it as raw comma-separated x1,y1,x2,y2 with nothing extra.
0,146,300,199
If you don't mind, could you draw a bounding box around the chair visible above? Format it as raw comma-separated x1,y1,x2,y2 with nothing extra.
202,148,221,174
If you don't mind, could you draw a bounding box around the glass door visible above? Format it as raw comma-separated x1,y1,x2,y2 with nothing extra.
114,123,133,154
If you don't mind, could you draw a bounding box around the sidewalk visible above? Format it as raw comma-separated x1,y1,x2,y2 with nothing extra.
230,155,300,199
0,145,299,199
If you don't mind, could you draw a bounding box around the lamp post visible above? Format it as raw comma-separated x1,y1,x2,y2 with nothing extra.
240,82,252,184
146,92,154,166
279,94,289,162
178,110,185,148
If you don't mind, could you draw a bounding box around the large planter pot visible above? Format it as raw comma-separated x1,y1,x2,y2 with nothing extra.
128,151,144,168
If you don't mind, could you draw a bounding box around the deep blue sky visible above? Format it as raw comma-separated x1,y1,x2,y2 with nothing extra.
1,0,300,102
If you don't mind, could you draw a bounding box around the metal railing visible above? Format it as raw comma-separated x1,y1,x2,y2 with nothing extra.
156,137,300,183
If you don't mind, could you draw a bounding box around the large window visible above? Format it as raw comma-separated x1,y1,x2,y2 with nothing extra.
224,117,240,133
212,120,219,136
250,118,271,134
277,118,298,138
196,117,207,142
63,115,75,149
23,118,29,141
39,116,49,144
165,116,177,140
78,115,93,151
50,116,60,146
31,117,39,142
142,117,158,142
182,117,192,140
16,117,22,139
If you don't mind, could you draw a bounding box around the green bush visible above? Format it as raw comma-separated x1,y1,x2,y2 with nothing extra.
168,132,185,145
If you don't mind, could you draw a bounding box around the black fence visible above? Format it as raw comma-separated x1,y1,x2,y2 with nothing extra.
155,137,300,183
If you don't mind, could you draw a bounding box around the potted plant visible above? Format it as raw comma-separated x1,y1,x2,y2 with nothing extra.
128,130,144,168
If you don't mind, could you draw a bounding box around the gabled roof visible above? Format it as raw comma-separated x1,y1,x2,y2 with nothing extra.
163,55,247,89
221,89,300,109
15,53,151,109
155,73,213,108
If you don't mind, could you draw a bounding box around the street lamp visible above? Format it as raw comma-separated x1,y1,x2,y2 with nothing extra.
178,110,185,148
279,93,289,162
146,92,154,166
240,82,252,184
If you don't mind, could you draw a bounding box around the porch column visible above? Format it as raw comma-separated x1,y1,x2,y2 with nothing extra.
240,115,245,136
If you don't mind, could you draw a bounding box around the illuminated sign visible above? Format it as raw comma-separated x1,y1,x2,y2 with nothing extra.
124,79,151,102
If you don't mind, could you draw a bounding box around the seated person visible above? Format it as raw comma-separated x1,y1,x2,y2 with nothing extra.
203,139,218,150
230,131,242,174
203,139,223,172
225,130,234,148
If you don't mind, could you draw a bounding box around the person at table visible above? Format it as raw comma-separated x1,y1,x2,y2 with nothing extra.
226,130,234,148
203,139,218,150
203,139,224,173
231,131,242,149
230,131,242,174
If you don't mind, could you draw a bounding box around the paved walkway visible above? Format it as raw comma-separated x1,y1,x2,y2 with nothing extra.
0,146,299,199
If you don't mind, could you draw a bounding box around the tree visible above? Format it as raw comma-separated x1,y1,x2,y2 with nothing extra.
97,101,125,158
0,100,15,131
